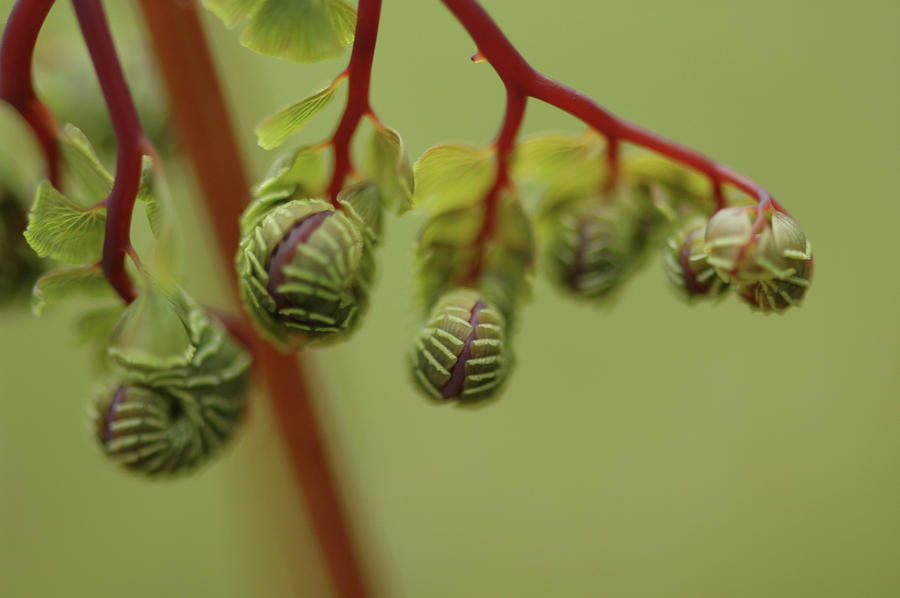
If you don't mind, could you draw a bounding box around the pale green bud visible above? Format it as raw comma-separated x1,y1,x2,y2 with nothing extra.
705,207,812,285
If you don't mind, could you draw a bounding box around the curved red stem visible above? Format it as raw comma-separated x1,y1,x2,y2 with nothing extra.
0,0,60,187
72,0,151,303
326,0,382,206
441,0,779,210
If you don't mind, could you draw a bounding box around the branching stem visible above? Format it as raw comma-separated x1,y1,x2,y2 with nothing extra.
441,0,787,280
72,0,151,303
326,0,382,206
0,0,60,186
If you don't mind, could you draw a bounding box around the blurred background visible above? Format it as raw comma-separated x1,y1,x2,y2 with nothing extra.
1,0,899,596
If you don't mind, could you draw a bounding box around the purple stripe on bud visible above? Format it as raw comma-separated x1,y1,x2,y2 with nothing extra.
441,300,484,399
266,211,331,307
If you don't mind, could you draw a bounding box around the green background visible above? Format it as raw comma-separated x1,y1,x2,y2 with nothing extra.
1,0,898,596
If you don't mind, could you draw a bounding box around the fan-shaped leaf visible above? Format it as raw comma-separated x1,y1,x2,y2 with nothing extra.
24,182,106,264
413,144,494,211
241,0,356,63
513,132,605,195
202,0,261,28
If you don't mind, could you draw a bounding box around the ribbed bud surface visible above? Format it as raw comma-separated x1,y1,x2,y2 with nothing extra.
705,207,812,311
95,290,251,475
411,288,508,404
663,217,729,300
544,203,635,301
236,192,379,347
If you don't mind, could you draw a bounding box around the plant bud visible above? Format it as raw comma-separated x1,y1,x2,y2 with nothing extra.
236,191,378,348
705,206,812,286
96,288,251,475
543,202,635,301
662,217,729,300
411,288,508,404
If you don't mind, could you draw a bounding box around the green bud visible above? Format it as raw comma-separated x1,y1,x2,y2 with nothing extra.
662,216,729,300
543,200,636,302
95,287,251,475
410,288,508,404
0,185,41,304
704,207,811,285
236,185,380,348
736,258,812,312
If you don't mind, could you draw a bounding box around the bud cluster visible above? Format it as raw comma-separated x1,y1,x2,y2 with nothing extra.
664,206,812,311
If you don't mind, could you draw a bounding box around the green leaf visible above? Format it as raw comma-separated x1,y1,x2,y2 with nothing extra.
255,145,327,196
59,124,113,204
24,181,106,264
366,125,414,214
241,0,356,63
413,144,494,212
513,132,605,195
256,84,339,150
31,264,114,315
108,283,195,371
202,0,261,28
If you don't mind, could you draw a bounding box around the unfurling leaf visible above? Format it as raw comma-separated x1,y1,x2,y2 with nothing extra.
31,264,114,315
24,182,106,264
94,289,252,476
255,145,328,196
205,0,356,62
413,144,494,212
59,124,113,203
107,283,196,371
365,125,414,214
256,83,340,149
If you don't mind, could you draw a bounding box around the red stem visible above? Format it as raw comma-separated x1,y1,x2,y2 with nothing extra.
0,0,60,186
137,3,374,598
440,0,785,213
326,0,382,206
72,0,151,303
462,83,525,284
